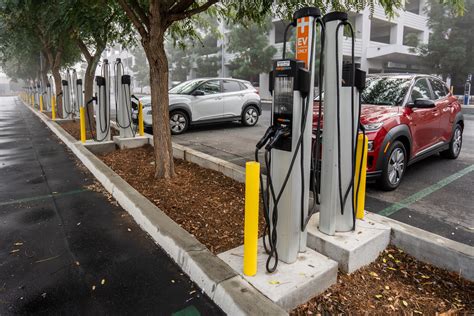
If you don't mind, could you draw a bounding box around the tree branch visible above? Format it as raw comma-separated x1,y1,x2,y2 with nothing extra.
117,0,149,39
75,37,92,63
168,0,219,22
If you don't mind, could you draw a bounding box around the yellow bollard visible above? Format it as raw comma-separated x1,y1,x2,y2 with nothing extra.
138,101,144,136
79,106,86,143
51,96,56,120
243,161,260,276
31,95,34,107
354,133,368,219
39,94,43,112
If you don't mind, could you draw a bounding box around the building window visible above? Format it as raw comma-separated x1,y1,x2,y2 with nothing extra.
405,0,421,15
403,27,422,46
370,18,392,44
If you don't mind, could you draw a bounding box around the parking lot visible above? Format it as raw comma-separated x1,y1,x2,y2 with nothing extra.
173,102,474,246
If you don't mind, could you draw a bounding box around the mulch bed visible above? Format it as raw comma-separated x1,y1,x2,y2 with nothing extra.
58,119,118,141
98,145,265,254
292,246,473,315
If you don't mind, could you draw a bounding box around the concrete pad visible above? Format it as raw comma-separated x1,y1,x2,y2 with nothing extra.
83,140,116,155
113,135,149,150
307,213,390,273
218,239,338,311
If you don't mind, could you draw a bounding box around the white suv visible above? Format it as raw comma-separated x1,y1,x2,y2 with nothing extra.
133,78,261,135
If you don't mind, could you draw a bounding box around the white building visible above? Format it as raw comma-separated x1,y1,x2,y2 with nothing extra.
225,2,430,98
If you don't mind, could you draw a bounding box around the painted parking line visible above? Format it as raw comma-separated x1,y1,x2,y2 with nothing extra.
0,188,88,207
378,164,474,217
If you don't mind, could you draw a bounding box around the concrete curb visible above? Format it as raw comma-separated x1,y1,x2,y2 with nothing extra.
22,101,287,315
366,212,474,281
461,105,474,115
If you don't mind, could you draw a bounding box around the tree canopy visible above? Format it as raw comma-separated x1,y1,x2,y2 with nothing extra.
416,0,472,92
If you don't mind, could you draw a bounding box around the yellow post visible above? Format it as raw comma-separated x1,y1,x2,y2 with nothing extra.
138,101,144,136
354,133,368,219
243,161,260,276
39,94,43,112
79,106,86,143
31,95,34,106
51,96,56,120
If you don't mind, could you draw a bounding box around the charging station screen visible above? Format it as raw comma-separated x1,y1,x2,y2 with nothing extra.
274,77,293,121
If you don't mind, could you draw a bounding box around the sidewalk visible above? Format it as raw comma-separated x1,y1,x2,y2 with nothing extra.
0,97,223,315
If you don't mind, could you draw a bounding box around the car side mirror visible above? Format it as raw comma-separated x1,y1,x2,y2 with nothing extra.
192,90,205,96
410,98,435,108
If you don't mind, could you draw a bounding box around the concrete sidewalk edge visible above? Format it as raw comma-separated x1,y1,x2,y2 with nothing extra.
366,212,474,281
22,101,287,316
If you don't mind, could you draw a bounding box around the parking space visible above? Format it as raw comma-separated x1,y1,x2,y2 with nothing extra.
172,104,474,246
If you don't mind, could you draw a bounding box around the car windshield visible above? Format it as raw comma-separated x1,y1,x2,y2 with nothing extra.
361,77,411,106
169,79,205,94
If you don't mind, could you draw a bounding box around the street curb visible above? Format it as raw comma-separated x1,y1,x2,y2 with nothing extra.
22,101,287,315
461,105,474,115
366,212,474,281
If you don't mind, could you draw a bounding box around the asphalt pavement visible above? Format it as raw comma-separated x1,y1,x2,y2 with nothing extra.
172,102,474,246
0,97,223,315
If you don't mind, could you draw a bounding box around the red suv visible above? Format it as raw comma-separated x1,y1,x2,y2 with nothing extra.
313,74,464,190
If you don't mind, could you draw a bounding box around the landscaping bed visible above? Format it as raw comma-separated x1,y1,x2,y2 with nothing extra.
292,246,473,315
98,145,265,254
58,119,117,141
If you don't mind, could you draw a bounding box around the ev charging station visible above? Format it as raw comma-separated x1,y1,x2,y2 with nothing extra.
319,12,366,235
219,8,390,311
94,59,111,142
114,58,134,138
62,78,72,119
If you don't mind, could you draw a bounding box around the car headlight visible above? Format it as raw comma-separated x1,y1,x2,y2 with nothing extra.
367,141,374,151
363,122,383,132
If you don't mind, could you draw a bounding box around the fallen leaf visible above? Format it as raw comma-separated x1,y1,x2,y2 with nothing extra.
375,294,383,299
92,285,96,291
75,261,80,266
269,280,280,285
369,272,379,277
385,285,390,290
101,279,105,285
14,242,23,246
127,228,131,232
402,300,408,307
10,249,20,254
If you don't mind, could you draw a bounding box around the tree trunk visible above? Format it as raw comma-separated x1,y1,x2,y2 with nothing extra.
145,34,175,179
83,55,101,132
51,67,63,118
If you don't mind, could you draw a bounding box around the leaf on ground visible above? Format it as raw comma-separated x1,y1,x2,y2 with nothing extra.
402,300,408,307
375,294,383,299
10,249,20,254
269,280,280,285
14,242,23,246
369,272,379,277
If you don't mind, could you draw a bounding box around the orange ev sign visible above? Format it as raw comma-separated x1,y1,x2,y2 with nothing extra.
296,17,311,67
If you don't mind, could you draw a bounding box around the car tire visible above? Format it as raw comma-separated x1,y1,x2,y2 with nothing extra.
169,110,189,135
378,140,407,191
241,105,259,126
440,124,462,159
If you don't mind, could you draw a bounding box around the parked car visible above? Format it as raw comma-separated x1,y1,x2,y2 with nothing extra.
132,78,261,135
313,74,464,190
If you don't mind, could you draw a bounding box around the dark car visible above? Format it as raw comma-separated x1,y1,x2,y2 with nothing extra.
313,74,464,190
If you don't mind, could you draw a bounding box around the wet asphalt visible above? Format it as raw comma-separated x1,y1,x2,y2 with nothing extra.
0,97,223,315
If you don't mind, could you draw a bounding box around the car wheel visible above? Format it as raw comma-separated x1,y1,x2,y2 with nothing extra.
241,105,259,126
440,124,462,159
169,110,189,135
378,141,407,191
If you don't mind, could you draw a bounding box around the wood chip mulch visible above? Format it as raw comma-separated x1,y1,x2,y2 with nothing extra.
98,145,265,254
292,246,473,315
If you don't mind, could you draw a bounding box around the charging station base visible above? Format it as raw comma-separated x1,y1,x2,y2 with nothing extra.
83,140,116,155
307,213,390,273
113,135,149,150
218,238,338,311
